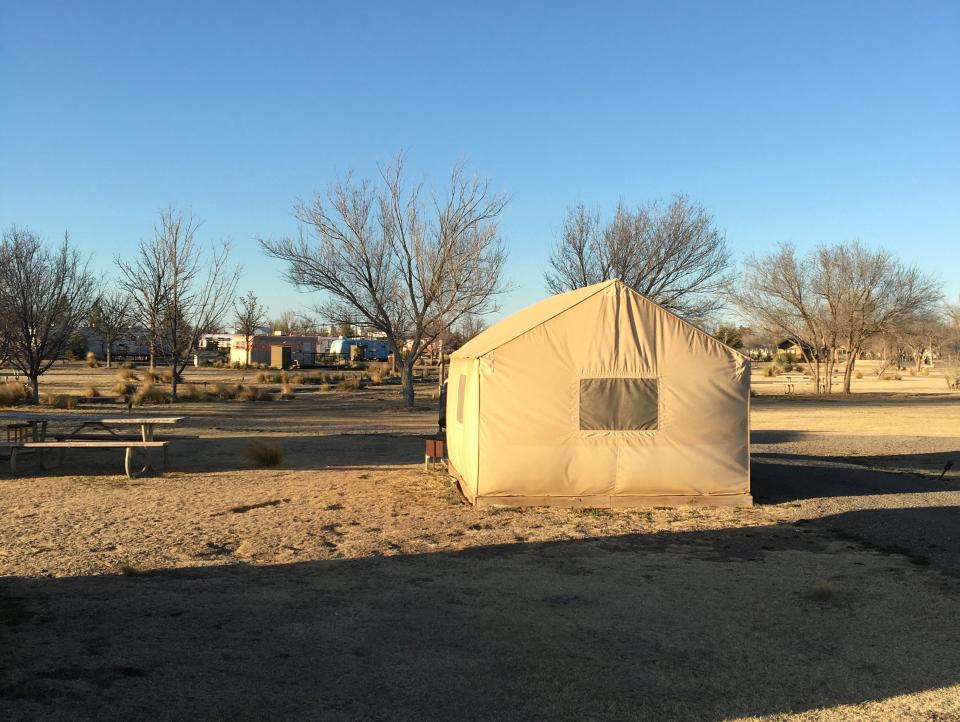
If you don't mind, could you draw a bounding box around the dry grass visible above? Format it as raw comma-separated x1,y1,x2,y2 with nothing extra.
1,391,959,719
338,376,364,391
84,384,101,398
113,380,137,396
84,351,99,368
38,392,79,409
238,386,274,402
132,383,171,406
0,382,29,406
243,439,283,466
116,367,139,381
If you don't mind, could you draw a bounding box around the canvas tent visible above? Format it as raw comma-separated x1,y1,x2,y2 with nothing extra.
445,280,751,507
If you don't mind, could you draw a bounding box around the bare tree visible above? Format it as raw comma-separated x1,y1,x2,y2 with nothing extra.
260,156,509,407
234,291,267,367
944,296,960,364
737,242,942,394
0,228,98,401
117,209,240,400
116,233,168,369
88,290,130,368
545,195,732,322
0,242,10,369
267,309,318,335
897,313,949,372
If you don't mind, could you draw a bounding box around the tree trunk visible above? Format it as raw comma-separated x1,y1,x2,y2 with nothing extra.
400,362,415,408
842,354,858,394
170,362,179,402
29,375,39,403
106,346,112,369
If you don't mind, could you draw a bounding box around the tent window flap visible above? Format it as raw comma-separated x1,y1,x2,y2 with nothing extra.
579,378,659,431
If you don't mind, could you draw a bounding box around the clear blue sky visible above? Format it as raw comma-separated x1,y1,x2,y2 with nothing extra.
2,1,957,323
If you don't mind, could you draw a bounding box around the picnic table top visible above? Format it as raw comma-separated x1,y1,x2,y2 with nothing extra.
0,413,186,425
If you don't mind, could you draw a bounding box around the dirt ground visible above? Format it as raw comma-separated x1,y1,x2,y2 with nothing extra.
1,364,960,720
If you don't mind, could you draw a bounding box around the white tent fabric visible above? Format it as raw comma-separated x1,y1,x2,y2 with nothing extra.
446,280,751,507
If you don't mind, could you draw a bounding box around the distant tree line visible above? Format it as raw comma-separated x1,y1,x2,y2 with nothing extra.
2,155,955,403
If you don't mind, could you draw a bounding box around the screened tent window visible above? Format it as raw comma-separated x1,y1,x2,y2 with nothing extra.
456,375,467,423
579,378,659,431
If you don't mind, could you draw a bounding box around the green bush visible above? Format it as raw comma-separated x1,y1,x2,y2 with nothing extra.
65,332,87,360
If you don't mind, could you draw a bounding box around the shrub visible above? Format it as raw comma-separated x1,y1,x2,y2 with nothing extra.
85,351,99,368
39,392,76,409
113,380,137,396
84,385,101,398
855,371,862,379
338,376,364,391
178,383,209,402
116,367,139,382
238,385,273,402
132,384,171,406
319,383,333,392
161,369,174,383
255,371,269,383
0,383,29,406
244,440,283,466
143,369,161,384
279,385,295,400
121,361,135,370
764,367,776,377
210,383,236,400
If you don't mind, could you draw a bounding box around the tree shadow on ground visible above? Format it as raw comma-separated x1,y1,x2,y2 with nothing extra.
804,505,960,576
752,453,958,503
751,392,960,408
2,515,959,720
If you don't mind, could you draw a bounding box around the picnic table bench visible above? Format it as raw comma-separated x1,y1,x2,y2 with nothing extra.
0,414,190,478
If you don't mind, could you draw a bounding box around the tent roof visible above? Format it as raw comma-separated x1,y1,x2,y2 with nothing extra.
452,280,617,359
452,279,746,360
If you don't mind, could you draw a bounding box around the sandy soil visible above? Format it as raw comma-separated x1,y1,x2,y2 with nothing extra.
1,365,959,720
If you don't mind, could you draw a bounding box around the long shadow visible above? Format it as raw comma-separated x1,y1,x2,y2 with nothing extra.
2,518,959,720
751,392,960,408
806,506,960,576
752,452,958,503
0,433,429,478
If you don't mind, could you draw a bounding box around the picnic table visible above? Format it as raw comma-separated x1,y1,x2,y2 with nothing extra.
0,413,189,478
